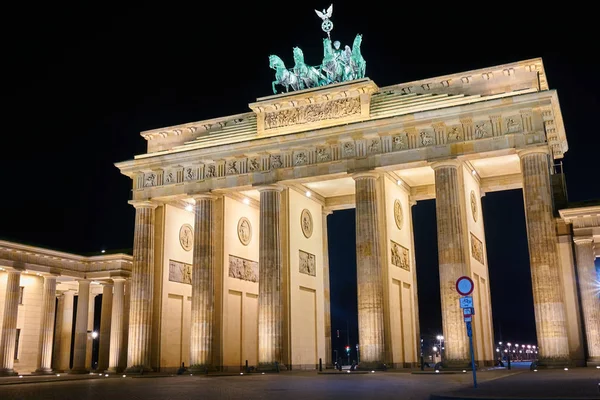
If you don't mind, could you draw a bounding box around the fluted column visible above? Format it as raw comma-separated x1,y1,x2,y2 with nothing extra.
55,290,74,371
126,201,157,372
120,280,130,369
432,160,469,366
0,270,21,376
84,293,96,370
107,279,126,372
322,210,333,366
52,292,64,371
573,237,600,365
258,185,284,369
70,280,90,373
520,149,570,365
97,282,113,371
36,276,57,374
190,195,216,371
353,172,385,367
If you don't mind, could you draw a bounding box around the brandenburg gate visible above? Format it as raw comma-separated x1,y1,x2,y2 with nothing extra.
111,54,598,371
0,23,599,374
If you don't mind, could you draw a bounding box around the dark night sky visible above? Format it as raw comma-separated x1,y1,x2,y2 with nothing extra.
2,3,598,359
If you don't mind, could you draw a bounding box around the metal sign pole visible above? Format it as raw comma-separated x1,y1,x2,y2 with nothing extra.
466,321,478,388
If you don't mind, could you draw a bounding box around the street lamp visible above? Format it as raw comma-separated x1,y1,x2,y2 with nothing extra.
91,331,98,339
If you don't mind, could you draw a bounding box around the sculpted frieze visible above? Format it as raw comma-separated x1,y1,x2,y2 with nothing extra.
420,130,435,146
390,240,410,271
144,172,156,187
164,170,175,184
316,147,331,162
368,138,381,154
392,133,408,150
184,167,197,181
168,259,192,285
228,255,258,283
299,250,316,276
505,116,522,134
248,157,261,171
270,154,283,169
205,164,216,178
294,151,308,165
264,97,361,130
470,232,484,264
474,121,491,138
343,141,355,157
447,125,463,142
227,160,238,175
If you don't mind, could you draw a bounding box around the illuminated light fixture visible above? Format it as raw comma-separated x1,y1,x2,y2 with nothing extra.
435,370,439,373
397,179,403,185
261,372,265,375
190,374,193,376
19,375,23,378
91,331,98,339
122,375,126,377
105,374,109,377
471,170,477,176
56,374,60,377
533,369,538,372
243,198,250,205
499,342,502,345
564,367,568,371
462,370,466,373
305,191,311,197
240,373,243,375
347,371,350,373
185,204,194,212
596,366,600,369
371,370,375,373
101,250,105,253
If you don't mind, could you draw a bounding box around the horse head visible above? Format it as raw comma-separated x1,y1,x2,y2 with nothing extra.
352,34,363,54
269,55,285,70
322,38,333,58
293,47,304,66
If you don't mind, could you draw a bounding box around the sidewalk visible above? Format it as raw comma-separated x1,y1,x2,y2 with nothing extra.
430,367,600,400
0,371,174,385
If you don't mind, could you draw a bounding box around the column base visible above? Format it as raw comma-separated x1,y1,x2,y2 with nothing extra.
257,362,287,372
535,357,571,369
0,369,18,376
69,367,90,374
33,368,54,375
124,365,153,374
356,361,388,371
105,367,124,373
441,359,472,370
586,357,600,367
188,364,218,374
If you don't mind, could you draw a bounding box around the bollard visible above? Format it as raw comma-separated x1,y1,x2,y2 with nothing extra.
420,355,424,371
245,360,248,373
319,358,322,372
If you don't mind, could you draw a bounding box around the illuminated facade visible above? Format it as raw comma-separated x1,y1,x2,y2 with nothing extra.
1,59,599,375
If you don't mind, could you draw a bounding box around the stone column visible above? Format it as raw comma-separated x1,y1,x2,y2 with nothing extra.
97,282,113,371
55,290,74,371
70,280,90,373
432,160,469,366
322,210,333,366
120,281,130,370
107,279,126,372
52,292,64,371
353,172,385,368
0,270,21,376
520,149,570,365
190,195,216,371
35,276,57,374
573,237,600,365
85,293,96,370
126,201,157,372
258,185,285,370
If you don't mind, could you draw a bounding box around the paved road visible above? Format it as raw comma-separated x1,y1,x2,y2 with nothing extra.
0,368,597,400
0,370,505,400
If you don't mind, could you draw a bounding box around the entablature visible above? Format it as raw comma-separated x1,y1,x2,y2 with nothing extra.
117,90,564,201
0,240,132,279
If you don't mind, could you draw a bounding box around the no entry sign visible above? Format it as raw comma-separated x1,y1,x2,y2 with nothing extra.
456,276,474,296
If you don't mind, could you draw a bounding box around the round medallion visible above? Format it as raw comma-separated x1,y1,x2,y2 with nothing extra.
470,190,478,222
300,209,313,238
237,217,252,246
179,224,193,252
393,199,404,230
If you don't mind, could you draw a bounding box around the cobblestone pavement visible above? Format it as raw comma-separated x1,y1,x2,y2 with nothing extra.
0,370,502,400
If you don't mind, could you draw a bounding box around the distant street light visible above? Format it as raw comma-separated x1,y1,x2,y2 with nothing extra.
91,331,98,339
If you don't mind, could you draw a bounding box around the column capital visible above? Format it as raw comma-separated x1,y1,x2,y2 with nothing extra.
255,184,284,193
110,277,127,283
128,200,158,210
573,236,594,245
351,171,380,181
517,147,551,158
430,158,462,170
322,208,333,216
189,193,218,201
